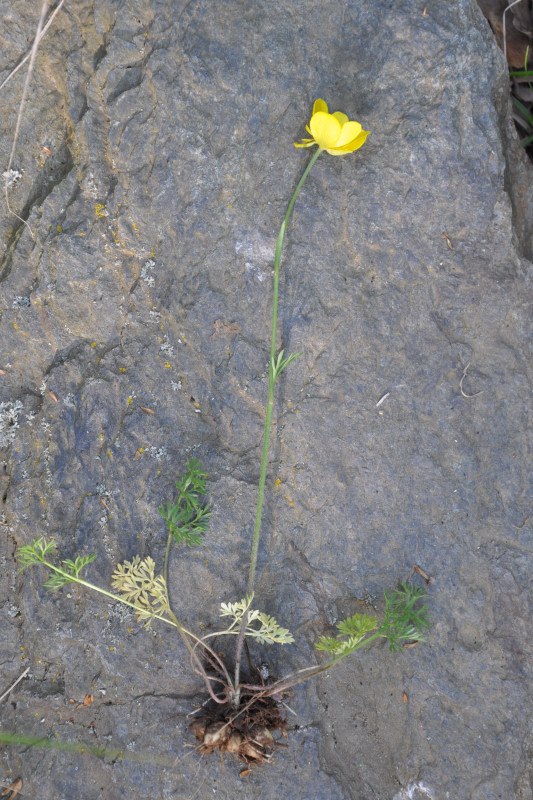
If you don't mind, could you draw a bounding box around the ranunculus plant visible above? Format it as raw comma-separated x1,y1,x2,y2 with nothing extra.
17,99,429,769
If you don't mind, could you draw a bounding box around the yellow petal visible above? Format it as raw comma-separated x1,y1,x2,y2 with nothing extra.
312,98,328,115
309,112,342,148
334,120,363,147
294,139,316,148
326,128,370,155
332,111,349,126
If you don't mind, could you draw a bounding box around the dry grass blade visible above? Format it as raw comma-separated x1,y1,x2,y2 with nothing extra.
0,666,30,704
3,0,66,239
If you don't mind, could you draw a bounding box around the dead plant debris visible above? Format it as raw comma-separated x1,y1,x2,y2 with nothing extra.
190,668,288,767
1,778,22,800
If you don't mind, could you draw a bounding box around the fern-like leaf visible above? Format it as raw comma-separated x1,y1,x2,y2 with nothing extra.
16,537,57,569
111,556,169,628
159,459,211,547
219,595,294,645
315,612,378,658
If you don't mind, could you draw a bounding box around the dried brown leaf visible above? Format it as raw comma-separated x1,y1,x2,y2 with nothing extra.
2,778,22,799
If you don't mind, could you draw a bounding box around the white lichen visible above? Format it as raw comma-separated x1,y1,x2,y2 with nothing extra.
3,168,23,188
0,401,23,446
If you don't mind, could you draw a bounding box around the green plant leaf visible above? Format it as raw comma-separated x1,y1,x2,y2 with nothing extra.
111,556,169,628
271,350,302,383
16,537,57,569
159,459,211,547
315,612,378,658
337,613,378,638
315,636,350,656
219,595,294,645
16,538,97,592
378,582,430,653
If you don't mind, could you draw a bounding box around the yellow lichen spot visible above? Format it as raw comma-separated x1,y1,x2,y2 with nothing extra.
109,646,114,651
77,232,86,237
274,478,281,489
56,225,62,233
164,362,172,369
91,342,97,348
138,448,145,454
127,396,134,405
107,450,113,459
95,203,107,218
13,323,18,329
119,367,126,372
132,221,139,232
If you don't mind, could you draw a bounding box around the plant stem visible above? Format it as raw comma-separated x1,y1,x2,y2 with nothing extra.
38,556,230,703
261,632,384,697
247,145,322,596
233,147,322,706
162,533,233,699
38,558,181,628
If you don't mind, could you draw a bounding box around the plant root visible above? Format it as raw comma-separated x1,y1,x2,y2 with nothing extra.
190,684,288,767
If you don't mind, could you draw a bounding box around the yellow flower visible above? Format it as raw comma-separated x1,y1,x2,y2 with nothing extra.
294,98,369,155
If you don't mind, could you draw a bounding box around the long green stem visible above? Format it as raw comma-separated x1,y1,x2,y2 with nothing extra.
247,145,322,596
232,147,322,706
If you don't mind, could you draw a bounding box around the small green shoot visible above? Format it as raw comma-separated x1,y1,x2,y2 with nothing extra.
271,349,301,382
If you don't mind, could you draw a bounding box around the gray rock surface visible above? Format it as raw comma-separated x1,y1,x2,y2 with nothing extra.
1,1,532,798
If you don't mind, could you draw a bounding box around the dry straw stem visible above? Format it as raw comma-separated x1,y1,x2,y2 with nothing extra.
3,0,66,239
459,361,483,399
0,665,30,704
503,0,526,65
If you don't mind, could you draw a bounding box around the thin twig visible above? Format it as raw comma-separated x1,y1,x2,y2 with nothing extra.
4,0,66,240
376,391,390,408
0,0,65,92
503,0,525,66
0,666,30,704
459,362,483,399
